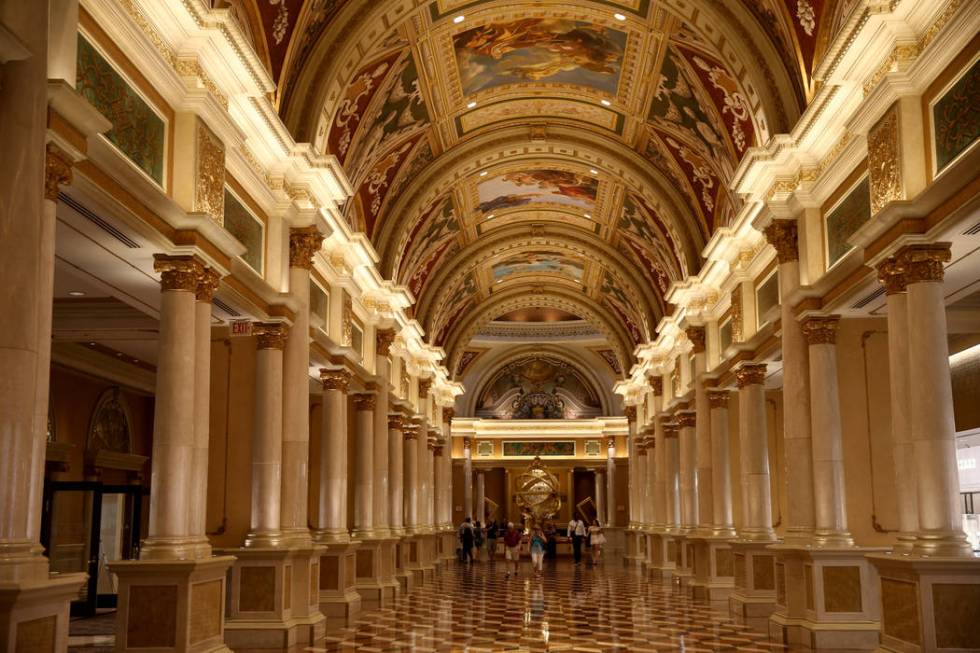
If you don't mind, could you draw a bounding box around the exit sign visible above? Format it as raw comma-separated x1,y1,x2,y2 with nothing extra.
231,320,253,336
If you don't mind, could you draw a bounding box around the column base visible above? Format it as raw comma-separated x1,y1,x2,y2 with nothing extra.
109,555,234,653
767,546,888,652
646,531,678,581
418,533,437,583
286,544,327,644
868,552,980,653
688,533,736,603
672,533,694,589
729,540,779,632
394,537,416,593
353,537,398,609
439,529,457,563
0,569,87,653
316,541,362,631
623,529,645,566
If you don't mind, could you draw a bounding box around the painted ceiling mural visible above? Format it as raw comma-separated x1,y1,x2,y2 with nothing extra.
233,0,850,374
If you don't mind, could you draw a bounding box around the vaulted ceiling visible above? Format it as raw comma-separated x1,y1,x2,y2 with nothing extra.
220,0,855,378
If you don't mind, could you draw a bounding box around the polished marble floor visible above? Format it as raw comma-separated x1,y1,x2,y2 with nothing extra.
70,559,785,652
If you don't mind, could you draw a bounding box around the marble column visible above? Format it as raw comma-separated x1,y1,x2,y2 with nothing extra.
707,390,735,536
624,405,638,527
645,428,657,526
688,327,713,533
281,227,324,545
353,392,377,539
595,471,606,525
463,437,473,520
425,435,437,530
735,364,775,541
315,369,352,542
651,380,666,531
189,268,221,557
476,471,486,524
434,444,448,528
419,427,432,531
373,330,395,538
245,323,288,547
801,316,852,546
663,422,681,530
677,411,698,532
899,243,972,556
763,221,815,543
440,409,454,530
403,422,419,532
605,437,616,527
877,259,918,549
142,255,208,558
388,413,405,536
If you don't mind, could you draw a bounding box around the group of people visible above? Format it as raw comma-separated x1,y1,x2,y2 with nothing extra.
457,516,605,577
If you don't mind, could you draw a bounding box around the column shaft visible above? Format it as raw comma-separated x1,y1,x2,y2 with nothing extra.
646,432,657,526
678,413,698,531
189,270,220,555
736,364,775,541
476,471,485,523
708,391,735,534
605,440,616,527
388,414,404,534
689,328,713,531
353,394,376,537
418,428,431,530
404,424,419,531
664,424,681,530
316,370,351,541
463,440,473,519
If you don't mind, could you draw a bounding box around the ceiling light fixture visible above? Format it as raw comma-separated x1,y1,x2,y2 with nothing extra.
479,170,488,176
589,169,598,175
453,14,465,23
68,290,86,297
584,213,592,219
600,99,611,106
467,101,477,109
486,214,495,219
614,13,626,21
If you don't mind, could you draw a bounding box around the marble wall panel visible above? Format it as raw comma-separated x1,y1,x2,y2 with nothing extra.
15,615,56,653
239,566,276,612
880,577,920,645
932,582,980,649
189,580,222,644
823,565,862,613
127,585,176,647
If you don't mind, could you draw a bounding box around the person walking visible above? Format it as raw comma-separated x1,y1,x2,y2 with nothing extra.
588,519,605,565
458,517,475,565
473,520,485,561
543,521,558,560
530,524,547,577
503,522,522,577
567,517,586,565
486,520,499,561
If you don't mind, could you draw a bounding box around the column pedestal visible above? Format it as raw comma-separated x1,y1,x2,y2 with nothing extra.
673,534,694,589
624,530,645,566
0,572,88,653
728,541,778,632
688,535,736,603
439,529,457,563
647,531,678,580
867,554,980,653
353,538,397,609
769,546,887,651
394,537,416,592
316,542,361,630
417,533,437,583
402,535,425,587
109,556,234,653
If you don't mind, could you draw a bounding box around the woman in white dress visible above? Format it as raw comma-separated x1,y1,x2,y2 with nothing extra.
588,519,605,565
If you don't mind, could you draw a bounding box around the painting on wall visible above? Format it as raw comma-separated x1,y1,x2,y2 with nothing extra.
502,441,576,457
477,170,597,213
223,189,264,273
825,176,870,267
454,19,627,95
932,58,979,174
491,251,584,282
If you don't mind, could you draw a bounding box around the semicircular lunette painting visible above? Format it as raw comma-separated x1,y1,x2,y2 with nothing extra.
477,169,598,213
491,251,585,282
454,18,627,95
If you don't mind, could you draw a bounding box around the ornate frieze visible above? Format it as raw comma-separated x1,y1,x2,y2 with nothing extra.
153,254,203,292
735,363,767,387
763,221,799,264
801,316,841,346
44,144,73,201
868,105,903,215
320,368,352,392
899,243,951,284
289,225,324,269
254,322,288,350
876,257,907,295
195,121,225,225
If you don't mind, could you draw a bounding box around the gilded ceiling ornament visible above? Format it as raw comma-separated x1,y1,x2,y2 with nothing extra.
320,368,352,392
730,285,744,343
876,257,907,295
898,243,951,284
354,393,377,411
376,329,396,356
44,144,72,201
801,316,840,346
686,326,706,353
195,121,225,225
418,378,432,398
735,363,767,387
195,267,222,302
763,220,799,264
342,292,353,347
289,225,325,269
796,0,816,36
254,322,288,350
153,254,203,292
867,105,903,215
707,390,730,409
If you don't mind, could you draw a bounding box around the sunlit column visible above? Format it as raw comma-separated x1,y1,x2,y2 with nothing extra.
388,414,405,535
663,422,681,531
315,369,352,542
735,363,775,541
651,379,667,531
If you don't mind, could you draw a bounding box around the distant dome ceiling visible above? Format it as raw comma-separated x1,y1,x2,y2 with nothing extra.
495,308,581,323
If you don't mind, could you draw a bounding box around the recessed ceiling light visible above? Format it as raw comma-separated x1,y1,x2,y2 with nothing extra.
89,342,96,346
614,13,626,21
584,213,592,219
68,290,86,297
453,14,465,23
589,169,598,175
486,214,495,219
600,99,611,106
467,100,477,109
479,170,488,176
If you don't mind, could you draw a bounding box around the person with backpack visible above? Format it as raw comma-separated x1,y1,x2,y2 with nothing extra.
458,517,475,564
503,522,523,577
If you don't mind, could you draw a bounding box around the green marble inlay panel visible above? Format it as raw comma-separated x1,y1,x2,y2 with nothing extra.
76,35,165,184
502,441,575,457
310,283,329,328
755,270,779,329
826,177,870,267
223,189,264,273
933,58,979,173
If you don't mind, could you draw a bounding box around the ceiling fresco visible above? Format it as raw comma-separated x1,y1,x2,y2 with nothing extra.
218,0,852,376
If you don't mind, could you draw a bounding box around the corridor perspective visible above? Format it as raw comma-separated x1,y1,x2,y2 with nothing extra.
1,0,980,651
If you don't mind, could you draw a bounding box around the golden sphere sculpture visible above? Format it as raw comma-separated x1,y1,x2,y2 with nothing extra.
514,456,561,524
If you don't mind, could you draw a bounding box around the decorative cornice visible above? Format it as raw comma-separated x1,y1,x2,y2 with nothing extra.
763,220,799,264
45,143,72,201
735,363,767,388
686,326,706,354
195,267,222,302
353,393,377,411
801,316,840,346
876,257,907,295
707,390,730,409
899,243,951,285
254,322,288,350
153,254,203,292
289,225,324,269
376,329,396,357
320,368,352,392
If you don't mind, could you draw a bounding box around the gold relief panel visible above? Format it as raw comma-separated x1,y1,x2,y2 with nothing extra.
881,577,921,645
932,582,980,649
195,120,225,225
867,104,903,215
189,580,222,644
823,565,862,613
342,292,354,347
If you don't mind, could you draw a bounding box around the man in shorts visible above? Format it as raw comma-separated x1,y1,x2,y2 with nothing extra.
503,522,523,577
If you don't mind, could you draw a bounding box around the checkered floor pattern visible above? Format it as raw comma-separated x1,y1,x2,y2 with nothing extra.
306,560,784,652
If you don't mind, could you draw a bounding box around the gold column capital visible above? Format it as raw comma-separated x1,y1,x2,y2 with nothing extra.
898,243,951,284
648,376,663,396
403,423,419,440
376,328,396,356
707,390,730,409
418,377,432,398
353,393,377,411
45,143,73,201
254,322,288,350
735,363,767,388
763,220,799,264
443,408,455,422
876,257,908,295
388,414,404,430
289,225,325,269
153,254,204,292
320,368,352,392
195,267,222,302
801,315,841,345
677,412,696,428
686,326,706,353
663,423,680,438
